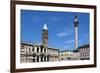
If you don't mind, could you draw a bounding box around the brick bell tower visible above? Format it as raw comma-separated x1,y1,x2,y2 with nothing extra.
42,24,48,47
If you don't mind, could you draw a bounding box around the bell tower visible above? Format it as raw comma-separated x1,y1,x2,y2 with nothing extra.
42,24,48,47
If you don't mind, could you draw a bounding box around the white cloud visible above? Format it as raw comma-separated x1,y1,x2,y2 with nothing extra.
63,45,74,50
65,39,74,44
57,32,69,37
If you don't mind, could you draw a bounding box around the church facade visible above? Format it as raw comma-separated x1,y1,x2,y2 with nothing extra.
20,24,59,63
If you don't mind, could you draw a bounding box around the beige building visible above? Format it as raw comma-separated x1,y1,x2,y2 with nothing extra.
21,42,48,63
48,48,59,61
21,42,33,63
21,42,59,63
59,50,80,61
59,50,74,60
78,44,90,60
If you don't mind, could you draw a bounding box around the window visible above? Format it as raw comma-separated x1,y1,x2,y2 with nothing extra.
61,58,63,60
67,57,71,60
33,47,34,51
41,57,43,62
33,59,35,62
41,48,43,53
44,56,46,61
44,49,46,53
21,45,24,49
29,48,31,51
61,54,63,56
47,56,49,61
41,45,43,53
37,56,39,62
33,55,35,57
29,47,32,54
37,47,39,52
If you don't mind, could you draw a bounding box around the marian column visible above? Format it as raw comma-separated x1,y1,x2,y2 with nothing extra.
74,16,79,50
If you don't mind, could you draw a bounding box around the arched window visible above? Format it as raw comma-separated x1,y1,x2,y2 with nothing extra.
41,48,43,53
44,56,46,61
41,45,43,53
33,47,34,51
37,56,39,62
41,56,43,62
44,49,46,53
37,47,39,52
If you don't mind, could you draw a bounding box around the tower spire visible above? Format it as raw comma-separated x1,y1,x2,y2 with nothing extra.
43,24,48,30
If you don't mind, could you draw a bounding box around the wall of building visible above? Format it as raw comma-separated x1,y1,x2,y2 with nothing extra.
48,48,59,61
78,45,90,60
59,51,80,61
20,43,59,63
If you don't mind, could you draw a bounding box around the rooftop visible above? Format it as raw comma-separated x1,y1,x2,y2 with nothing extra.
48,47,59,51
78,44,89,49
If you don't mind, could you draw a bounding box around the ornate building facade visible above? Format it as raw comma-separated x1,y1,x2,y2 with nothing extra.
21,24,59,63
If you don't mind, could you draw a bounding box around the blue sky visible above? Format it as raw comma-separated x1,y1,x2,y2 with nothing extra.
21,10,89,50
